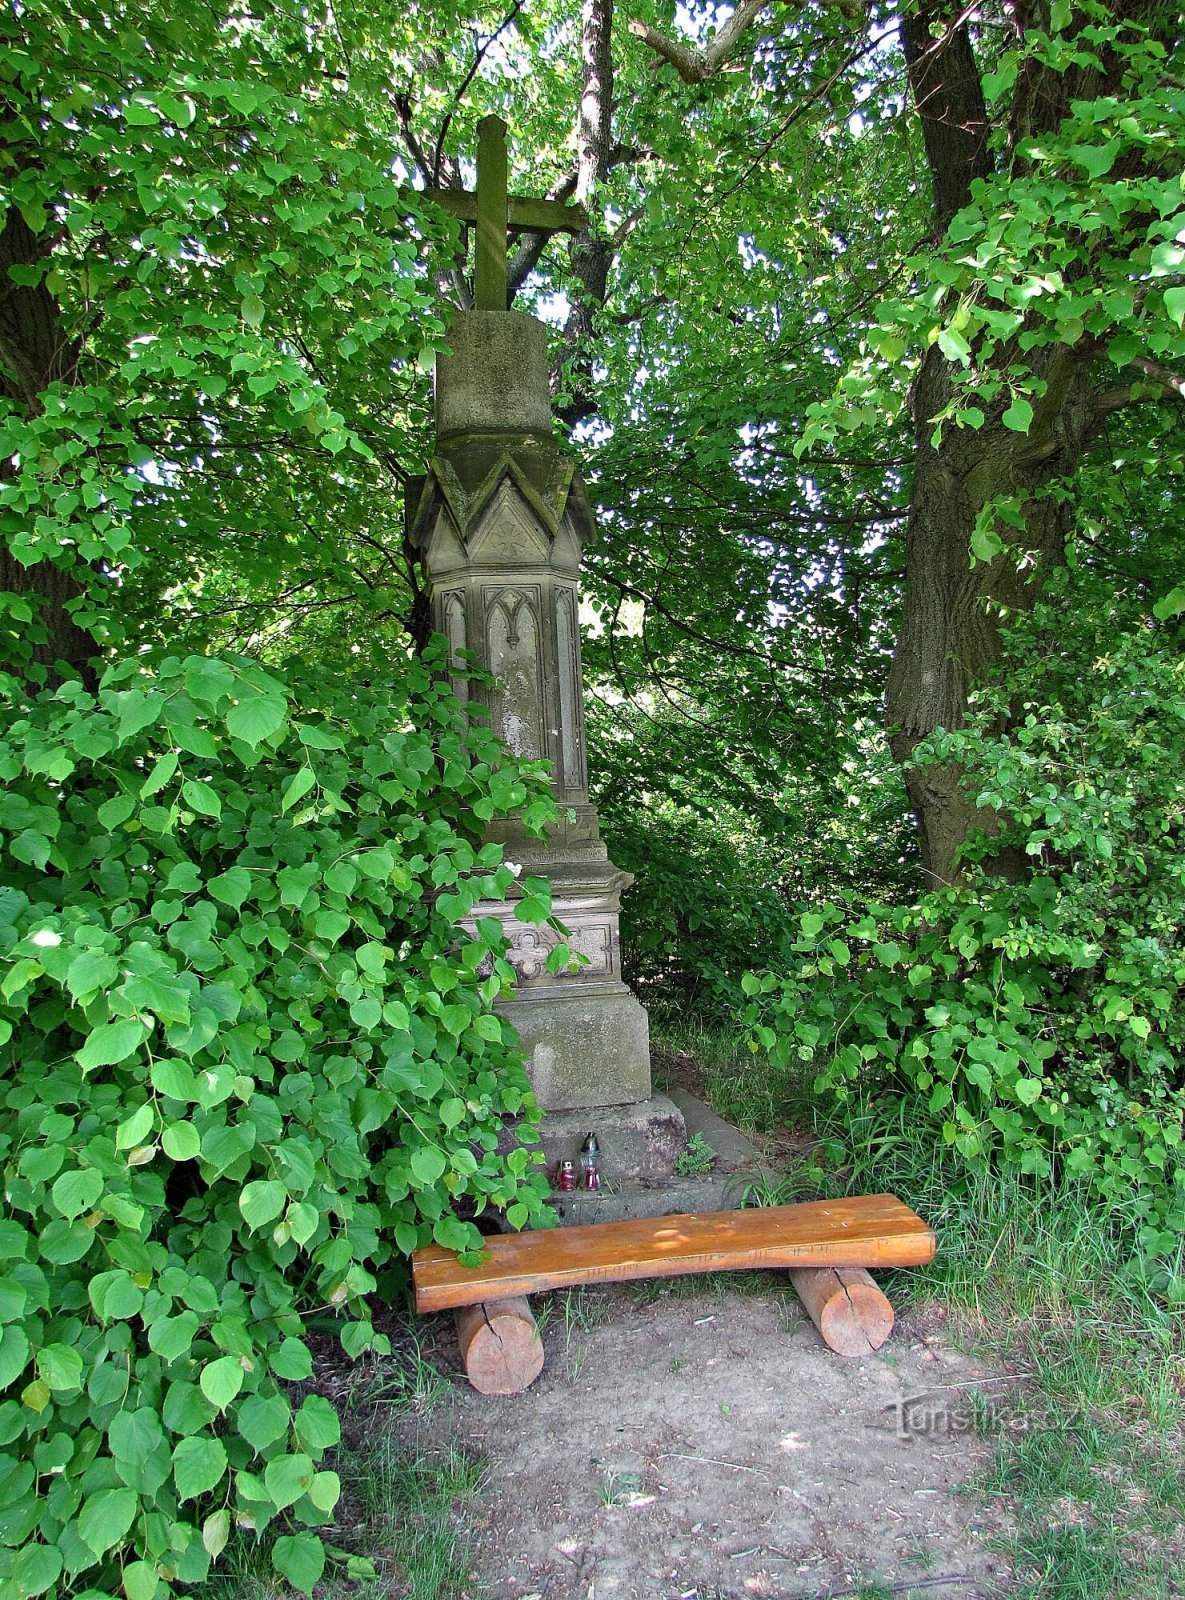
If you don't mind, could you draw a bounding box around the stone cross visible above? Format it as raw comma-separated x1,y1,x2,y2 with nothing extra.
424,115,588,311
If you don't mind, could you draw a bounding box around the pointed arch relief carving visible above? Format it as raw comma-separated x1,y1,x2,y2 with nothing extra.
487,586,544,759
442,590,469,705
555,585,586,793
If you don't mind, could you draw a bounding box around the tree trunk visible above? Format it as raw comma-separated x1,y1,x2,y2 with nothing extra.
557,0,615,428
886,344,1096,883
0,153,95,675
886,2,1105,884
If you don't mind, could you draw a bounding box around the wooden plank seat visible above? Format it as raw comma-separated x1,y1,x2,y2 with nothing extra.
413,1195,935,1388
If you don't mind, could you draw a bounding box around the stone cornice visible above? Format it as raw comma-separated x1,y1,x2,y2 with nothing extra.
409,440,594,554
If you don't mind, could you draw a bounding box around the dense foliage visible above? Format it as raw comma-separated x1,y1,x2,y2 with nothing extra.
0,5,561,1594
2,0,1184,1593
0,645,554,1596
743,561,1185,1262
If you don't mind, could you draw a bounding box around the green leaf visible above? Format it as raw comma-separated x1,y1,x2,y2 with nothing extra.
410,1146,446,1186
238,1392,291,1451
349,995,382,1030
66,949,119,998
209,866,251,908
294,1394,341,1452
203,1510,231,1561
269,1337,313,1380
309,1469,340,1512
78,1486,138,1555
173,1434,228,1500
151,1057,198,1100
78,1019,146,1071
1068,138,1121,180
1165,285,1185,329
181,778,222,818
13,1543,63,1597
287,1201,319,1245
936,326,971,366
36,1342,84,1391
240,1180,287,1230
0,1326,30,1388
439,1096,465,1130
109,1407,165,1467
200,1355,244,1411
148,1309,200,1362
281,765,316,812
51,1168,103,1219
162,1122,202,1161
971,516,1005,564
122,1560,161,1600
98,792,136,830
22,1378,51,1413
226,694,286,745
1001,396,1033,433
272,1533,326,1596
1014,1077,1042,1106
264,1451,315,1509
10,830,49,869
89,1270,144,1321
1152,586,1185,622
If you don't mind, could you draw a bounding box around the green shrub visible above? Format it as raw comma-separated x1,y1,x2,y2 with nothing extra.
0,640,554,1596
606,811,803,1016
742,604,1185,1266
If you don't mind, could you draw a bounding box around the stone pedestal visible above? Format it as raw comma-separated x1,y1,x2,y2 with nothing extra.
409,311,682,1173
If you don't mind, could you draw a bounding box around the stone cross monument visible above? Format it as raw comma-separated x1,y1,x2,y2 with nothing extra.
408,118,685,1180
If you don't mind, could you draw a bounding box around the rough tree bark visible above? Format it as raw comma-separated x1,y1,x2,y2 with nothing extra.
0,153,95,675
558,0,617,428
885,340,1096,883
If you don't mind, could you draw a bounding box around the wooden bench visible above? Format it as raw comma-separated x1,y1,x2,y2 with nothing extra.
413,1194,936,1393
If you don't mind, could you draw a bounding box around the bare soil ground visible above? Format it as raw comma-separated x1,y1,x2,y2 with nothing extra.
402,1279,1017,1600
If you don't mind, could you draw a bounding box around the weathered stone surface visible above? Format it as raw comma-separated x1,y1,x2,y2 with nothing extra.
435,312,552,440
516,1092,688,1182
544,1090,768,1223
501,987,651,1110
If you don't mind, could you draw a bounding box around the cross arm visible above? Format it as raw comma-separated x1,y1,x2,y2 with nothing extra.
423,188,589,236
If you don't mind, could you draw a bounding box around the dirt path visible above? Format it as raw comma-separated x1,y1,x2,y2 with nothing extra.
408,1279,1016,1600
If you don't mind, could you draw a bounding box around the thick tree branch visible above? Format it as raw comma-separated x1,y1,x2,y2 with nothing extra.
899,1,994,227
555,0,617,427
1095,356,1185,416
433,0,526,184
628,0,774,83
509,173,579,297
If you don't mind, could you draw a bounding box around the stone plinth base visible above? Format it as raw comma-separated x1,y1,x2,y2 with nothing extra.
499,986,651,1111
547,1091,770,1224
537,1093,686,1182
498,1092,686,1185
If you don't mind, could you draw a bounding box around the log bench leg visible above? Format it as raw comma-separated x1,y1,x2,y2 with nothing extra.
455,1296,544,1394
789,1265,894,1355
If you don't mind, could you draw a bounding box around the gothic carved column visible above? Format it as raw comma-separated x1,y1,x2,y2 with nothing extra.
408,311,672,1132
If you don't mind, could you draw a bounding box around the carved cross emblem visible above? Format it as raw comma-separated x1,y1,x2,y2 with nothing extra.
424,115,588,312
